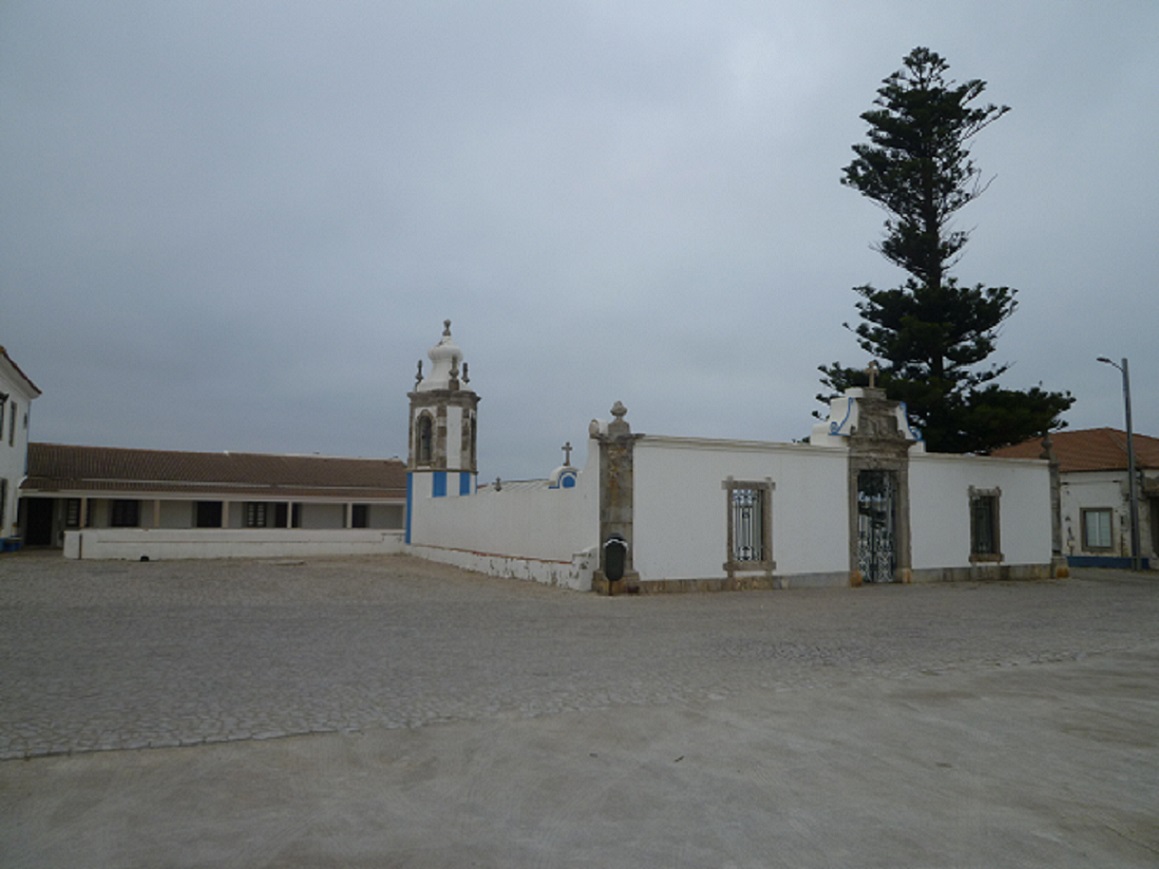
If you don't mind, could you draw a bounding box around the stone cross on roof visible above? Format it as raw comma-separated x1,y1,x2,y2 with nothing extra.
562,441,573,466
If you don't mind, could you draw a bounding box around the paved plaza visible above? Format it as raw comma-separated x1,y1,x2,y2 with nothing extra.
2,554,1157,867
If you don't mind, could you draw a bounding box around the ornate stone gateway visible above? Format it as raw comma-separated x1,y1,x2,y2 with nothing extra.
857,469,897,583
835,381,919,586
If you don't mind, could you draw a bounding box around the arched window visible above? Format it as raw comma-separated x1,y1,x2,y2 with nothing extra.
417,413,434,465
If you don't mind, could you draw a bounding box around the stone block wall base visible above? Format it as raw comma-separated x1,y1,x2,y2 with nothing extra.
1051,556,1070,579
849,570,863,588
909,563,1055,583
592,571,640,596
635,576,778,594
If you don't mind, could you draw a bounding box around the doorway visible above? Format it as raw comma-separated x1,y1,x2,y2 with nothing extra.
23,498,54,546
857,470,897,583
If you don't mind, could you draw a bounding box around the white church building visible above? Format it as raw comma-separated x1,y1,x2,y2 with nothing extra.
405,323,1059,593
1,346,41,552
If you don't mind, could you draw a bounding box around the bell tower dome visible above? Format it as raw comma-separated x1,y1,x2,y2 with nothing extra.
406,320,480,513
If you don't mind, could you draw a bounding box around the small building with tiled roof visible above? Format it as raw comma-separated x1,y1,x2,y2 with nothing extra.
992,429,1159,568
1,345,42,550
19,443,406,555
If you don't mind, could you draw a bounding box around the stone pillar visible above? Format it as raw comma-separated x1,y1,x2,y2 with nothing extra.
591,401,641,595
1041,433,1069,578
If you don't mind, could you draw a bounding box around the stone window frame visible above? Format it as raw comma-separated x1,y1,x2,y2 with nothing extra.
722,477,775,576
969,486,1003,563
1081,507,1114,551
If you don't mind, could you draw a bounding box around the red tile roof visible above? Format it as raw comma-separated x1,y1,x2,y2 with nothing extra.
990,428,1159,473
23,443,407,500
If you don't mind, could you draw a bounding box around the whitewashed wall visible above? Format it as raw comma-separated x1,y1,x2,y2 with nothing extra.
405,424,1053,589
0,360,37,545
909,453,1051,571
632,436,850,585
407,466,598,589
63,528,405,560
1059,471,1127,557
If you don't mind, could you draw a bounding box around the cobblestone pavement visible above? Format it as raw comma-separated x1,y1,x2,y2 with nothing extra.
1,554,1157,760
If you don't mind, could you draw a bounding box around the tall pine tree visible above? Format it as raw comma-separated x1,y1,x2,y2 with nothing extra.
819,47,1071,453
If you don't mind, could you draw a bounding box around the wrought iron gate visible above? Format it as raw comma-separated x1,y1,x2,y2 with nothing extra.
857,470,896,583
731,487,763,563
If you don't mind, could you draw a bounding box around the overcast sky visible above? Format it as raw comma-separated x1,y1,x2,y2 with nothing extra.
3,1,1156,480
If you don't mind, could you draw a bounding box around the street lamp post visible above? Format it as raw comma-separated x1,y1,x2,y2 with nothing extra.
1097,356,1141,571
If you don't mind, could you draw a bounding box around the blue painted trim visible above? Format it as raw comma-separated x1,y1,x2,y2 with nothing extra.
1067,555,1151,570
562,475,576,488
432,471,447,498
897,401,923,441
405,473,413,544
829,397,854,435
459,471,472,496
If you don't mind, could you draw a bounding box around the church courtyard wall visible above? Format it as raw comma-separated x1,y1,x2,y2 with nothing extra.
908,452,1052,579
404,423,1053,591
400,323,1055,592
406,468,599,590
631,436,849,586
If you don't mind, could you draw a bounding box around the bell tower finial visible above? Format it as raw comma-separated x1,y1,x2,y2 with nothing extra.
443,319,452,337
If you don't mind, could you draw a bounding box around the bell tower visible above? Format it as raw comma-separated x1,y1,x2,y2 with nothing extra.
406,321,479,538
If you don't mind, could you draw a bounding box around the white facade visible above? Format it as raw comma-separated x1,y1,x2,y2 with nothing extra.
0,346,40,550
402,327,1055,591
908,452,1051,575
632,436,850,584
1060,470,1158,564
992,429,1159,569
407,473,599,590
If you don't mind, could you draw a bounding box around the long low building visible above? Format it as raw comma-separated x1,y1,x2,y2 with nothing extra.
19,443,407,555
